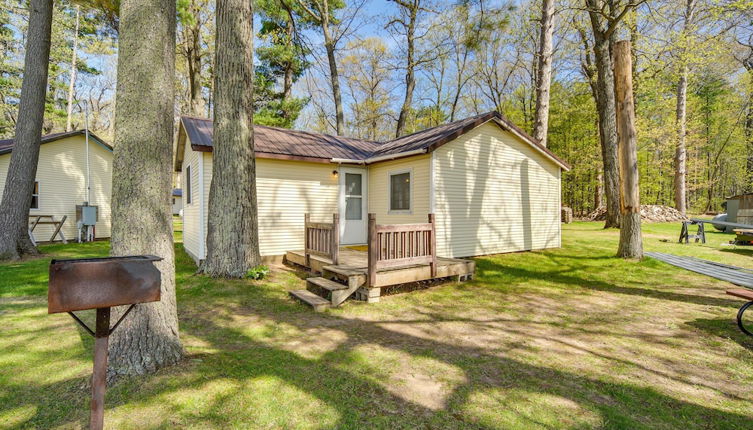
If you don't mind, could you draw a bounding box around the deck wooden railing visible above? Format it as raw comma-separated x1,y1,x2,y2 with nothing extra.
368,213,437,287
304,214,339,266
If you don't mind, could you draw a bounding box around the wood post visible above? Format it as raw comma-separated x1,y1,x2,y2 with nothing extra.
304,213,310,268
614,40,643,259
331,213,339,265
428,213,437,278
90,307,110,430
367,213,376,288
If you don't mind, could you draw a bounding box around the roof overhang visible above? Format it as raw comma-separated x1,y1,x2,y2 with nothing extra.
175,118,333,171
345,115,571,171
175,113,571,172
0,129,112,156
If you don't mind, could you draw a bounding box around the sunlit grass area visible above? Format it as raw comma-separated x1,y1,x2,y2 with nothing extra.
1,222,752,429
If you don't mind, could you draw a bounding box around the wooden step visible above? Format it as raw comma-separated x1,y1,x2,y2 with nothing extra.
322,265,367,287
307,276,348,291
289,289,331,312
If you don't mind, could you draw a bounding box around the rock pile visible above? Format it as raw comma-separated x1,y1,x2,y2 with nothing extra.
585,205,688,223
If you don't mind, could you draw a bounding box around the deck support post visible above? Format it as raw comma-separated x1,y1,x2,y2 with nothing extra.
367,213,377,288
304,213,310,268
332,213,339,265
428,213,437,278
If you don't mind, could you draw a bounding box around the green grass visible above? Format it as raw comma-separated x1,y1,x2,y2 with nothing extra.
1,222,753,429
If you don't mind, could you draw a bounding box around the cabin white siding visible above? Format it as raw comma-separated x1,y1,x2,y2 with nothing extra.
180,143,203,261
433,122,561,258
0,135,112,242
186,154,339,262
367,154,431,225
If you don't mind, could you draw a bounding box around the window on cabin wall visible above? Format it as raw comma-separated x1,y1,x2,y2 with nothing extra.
30,181,39,209
185,165,192,204
389,170,411,212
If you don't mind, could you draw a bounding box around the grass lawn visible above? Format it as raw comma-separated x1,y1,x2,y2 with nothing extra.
1,222,752,429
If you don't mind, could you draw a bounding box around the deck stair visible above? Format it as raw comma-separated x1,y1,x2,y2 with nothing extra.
290,270,366,310
288,289,331,312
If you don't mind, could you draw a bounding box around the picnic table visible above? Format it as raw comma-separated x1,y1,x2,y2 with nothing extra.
733,229,753,245
28,214,67,245
646,252,753,336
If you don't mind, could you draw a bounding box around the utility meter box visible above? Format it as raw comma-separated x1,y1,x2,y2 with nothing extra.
76,205,98,226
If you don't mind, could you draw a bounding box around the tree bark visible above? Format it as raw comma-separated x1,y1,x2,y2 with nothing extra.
65,5,80,132
614,40,642,259
108,0,183,379
532,0,555,146
745,63,753,191
674,65,688,214
201,0,261,277
0,0,53,261
595,169,603,209
395,2,417,138
186,0,205,116
673,0,696,215
586,0,621,228
282,6,295,101
321,7,344,135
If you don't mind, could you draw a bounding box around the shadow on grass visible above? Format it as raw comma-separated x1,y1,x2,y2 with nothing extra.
688,317,753,351
5,242,753,429
474,258,743,309
8,281,753,429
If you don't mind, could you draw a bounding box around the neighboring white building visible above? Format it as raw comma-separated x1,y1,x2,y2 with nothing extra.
0,130,113,241
174,112,569,265
172,188,182,215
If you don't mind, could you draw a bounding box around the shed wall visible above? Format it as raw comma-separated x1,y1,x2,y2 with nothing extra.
180,143,202,261
0,136,112,241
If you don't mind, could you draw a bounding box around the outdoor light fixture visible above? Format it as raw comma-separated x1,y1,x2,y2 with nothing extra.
332,170,339,176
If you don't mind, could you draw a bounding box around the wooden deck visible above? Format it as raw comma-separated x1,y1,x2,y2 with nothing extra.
286,247,475,288
286,247,475,308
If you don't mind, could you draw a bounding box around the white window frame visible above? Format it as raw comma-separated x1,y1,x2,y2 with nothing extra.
185,165,192,205
388,168,413,215
30,181,39,210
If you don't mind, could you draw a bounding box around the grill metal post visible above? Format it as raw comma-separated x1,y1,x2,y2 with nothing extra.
91,307,110,430
47,255,163,429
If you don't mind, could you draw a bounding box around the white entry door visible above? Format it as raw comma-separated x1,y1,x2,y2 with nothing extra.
339,167,368,244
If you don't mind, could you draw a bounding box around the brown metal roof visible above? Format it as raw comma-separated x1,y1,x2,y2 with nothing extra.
179,112,570,170
0,129,112,155
370,111,570,169
181,116,380,161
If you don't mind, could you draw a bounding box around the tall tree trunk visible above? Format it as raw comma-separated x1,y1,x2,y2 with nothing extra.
614,40,642,258
282,8,295,101
745,62,753,191
590,32,620,228
0,0,53,261
395,2,417,138
186,0,205,116
674,0,695,215
201,0,261,277
322,18,344,135
108,0,183,379
65,5,80,132
595,169,603,209
674,65,689,214
532,0,555,146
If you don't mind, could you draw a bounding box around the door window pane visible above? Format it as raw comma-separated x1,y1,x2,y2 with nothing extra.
345,173,362,196
346,197,362,220
390,172,410,211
